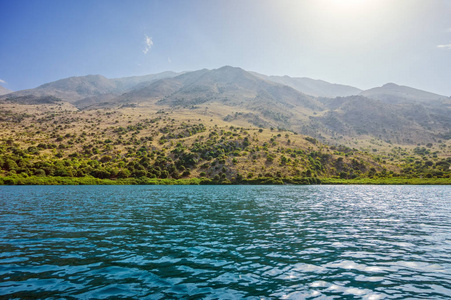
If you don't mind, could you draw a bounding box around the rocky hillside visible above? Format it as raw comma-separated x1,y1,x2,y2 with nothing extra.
1,66,450,146
1,102,449,184
360,83,448,104
0,103,404,183
253,72,362,97
0,72,180,107
306,96,451,144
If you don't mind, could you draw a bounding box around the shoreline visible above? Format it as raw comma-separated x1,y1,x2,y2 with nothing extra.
1,175,450,186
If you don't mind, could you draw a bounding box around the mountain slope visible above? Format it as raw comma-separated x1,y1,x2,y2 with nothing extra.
0,72,180,106
0,102,405,183
0,85,12,96
111,71,180,91
309,96,451,143
360,83,448,104
1,67,450,146
124,66,320,110
117,69,209,102
0,74,118,105
1,100,449,184
253,73,361,98
114,66,323,128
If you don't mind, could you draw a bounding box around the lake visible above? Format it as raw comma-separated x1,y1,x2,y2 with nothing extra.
0,185,450,299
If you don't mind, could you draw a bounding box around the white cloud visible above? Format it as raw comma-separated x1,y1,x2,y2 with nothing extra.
0,79,6,84
437,44,451,50
143,35,153,54
168,57,172,63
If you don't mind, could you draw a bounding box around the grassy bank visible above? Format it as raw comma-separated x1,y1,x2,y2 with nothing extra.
0,175,316,185
320,177,451,185
0,175,449,185
0,175,208,185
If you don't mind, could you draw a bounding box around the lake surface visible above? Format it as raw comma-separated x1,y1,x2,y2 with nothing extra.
0,185,450,299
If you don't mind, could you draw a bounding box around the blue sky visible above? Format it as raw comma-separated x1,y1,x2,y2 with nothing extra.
1,0,451,95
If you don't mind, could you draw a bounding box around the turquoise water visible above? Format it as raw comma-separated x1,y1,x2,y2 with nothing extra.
0,185,450,299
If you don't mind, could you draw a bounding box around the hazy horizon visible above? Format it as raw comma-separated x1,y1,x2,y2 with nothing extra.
1,0,451,95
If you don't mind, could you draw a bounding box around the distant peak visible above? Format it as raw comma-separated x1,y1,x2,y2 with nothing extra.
382,83,399,88
0,85,13,95
216,65,243,71
86,74,106,78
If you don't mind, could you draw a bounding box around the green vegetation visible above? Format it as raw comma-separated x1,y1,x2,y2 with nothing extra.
1,174,448,185
0,104,449,185
321,177,451,185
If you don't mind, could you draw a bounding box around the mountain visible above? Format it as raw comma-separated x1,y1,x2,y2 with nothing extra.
309,96,451,144
126,66,320,108
108,66,323,128
360,83,448,104
112,71,180,91
73,72,181,108
99,68,451,144
0,72,180,106
252,73,361,98
0,85,12,95
1,66,450,145
0,74,117,105
1,66,450,185
117,69,210,103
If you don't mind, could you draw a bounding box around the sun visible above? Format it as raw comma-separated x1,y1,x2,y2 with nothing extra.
326,0,371,13
331,0,366,3
329,0,368,6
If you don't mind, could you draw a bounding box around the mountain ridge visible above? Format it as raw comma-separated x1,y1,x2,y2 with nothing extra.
2,67,448,104
0,85,12,96
1,66,450,146
251,72,362,98
359,82,448,104
0,71,181,105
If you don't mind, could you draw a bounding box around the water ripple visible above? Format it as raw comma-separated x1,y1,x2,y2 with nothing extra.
0,185,450,299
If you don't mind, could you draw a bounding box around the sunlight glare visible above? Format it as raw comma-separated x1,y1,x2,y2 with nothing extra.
321,0,373,14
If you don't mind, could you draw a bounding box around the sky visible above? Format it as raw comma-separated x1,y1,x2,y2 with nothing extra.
1,0,451,95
